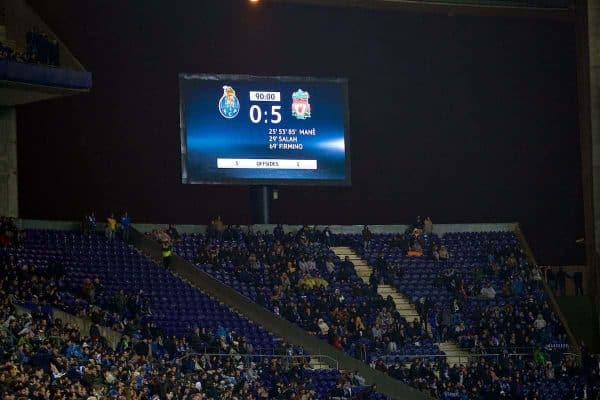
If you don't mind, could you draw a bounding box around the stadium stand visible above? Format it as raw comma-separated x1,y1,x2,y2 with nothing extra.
171,225,443,362
4,215,596,399
151,221,598,399
0,218,387,400
337,229,571,353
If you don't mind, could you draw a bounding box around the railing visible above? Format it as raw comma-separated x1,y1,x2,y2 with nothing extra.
176,352,339,370
374,351,580,366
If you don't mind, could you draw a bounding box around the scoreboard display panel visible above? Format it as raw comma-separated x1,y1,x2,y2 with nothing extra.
179,74,350,185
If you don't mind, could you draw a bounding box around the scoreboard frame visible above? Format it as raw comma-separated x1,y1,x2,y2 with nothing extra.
179,73,351,186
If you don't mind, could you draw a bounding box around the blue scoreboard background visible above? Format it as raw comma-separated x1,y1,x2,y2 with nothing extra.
179,74,350,185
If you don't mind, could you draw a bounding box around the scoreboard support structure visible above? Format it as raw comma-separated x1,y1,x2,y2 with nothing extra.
252,185,272,224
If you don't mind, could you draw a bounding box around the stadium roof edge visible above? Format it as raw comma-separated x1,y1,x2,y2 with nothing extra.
268,0,575,20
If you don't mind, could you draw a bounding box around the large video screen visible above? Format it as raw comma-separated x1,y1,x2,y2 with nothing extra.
179,74,350,185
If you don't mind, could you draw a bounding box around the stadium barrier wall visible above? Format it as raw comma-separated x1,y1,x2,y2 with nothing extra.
17,219,516,235
0,60,92,89
133,222,517,235
14,304,122,349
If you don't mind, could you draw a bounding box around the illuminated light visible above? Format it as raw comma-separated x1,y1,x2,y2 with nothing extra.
318,139,346,152
249,0,260,3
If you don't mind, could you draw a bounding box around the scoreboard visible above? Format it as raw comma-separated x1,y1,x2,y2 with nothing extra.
179,74,350,185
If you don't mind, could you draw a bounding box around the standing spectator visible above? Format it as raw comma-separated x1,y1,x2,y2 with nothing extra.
84,211,96,236
105,213,117,241
556,267,567,296
414,216,424,231
423,216,433,235
362,225,372,250
323,226,332,246
369,270,380,292
162,240,173,268
545,267,556,291
119,211,131,242
572,271,584,296
166,224,180,241
339,256,354,281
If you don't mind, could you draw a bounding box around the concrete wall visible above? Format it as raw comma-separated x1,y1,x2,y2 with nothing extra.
17,218,81,230
14,304,121,349
0,106,17,217
133,222,517,235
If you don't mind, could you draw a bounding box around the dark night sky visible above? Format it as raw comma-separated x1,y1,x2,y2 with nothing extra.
17,0,583,264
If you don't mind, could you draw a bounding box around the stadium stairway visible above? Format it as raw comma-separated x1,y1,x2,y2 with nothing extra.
331,246,470,366
130,228,429,400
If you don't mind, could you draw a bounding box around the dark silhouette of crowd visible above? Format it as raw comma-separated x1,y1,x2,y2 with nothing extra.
0,28,59,66
26,27,60,66
0,216,20,247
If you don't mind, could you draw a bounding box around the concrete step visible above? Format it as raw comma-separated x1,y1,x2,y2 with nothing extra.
309,359,332,370
332,246,468,360
438,342,471,365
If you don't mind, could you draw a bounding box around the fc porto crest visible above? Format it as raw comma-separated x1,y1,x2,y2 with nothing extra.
218,85,240,119
291,89,311,120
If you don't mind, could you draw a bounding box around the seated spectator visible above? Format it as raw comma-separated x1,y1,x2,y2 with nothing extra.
511,274,525,295
80,278,96,302
298,255,316,273
534,313,547,330
391,233,407,251
325,257,336,274
317,318,329,335
407,242,423,257
432,245,440,261
438,245,449,260
297,274,328,289
480,282,496,299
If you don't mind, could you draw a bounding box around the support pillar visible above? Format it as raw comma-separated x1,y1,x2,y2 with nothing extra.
0,107,17,217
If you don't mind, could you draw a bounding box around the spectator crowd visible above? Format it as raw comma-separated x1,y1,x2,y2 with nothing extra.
0,28,59,66
1,217,383,400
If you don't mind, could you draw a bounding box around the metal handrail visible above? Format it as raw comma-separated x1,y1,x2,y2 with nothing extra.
176,352,339,370
375,351,580,365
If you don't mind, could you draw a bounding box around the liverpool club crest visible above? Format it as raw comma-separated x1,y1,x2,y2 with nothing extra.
218,85,240,119
291,89,311,120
